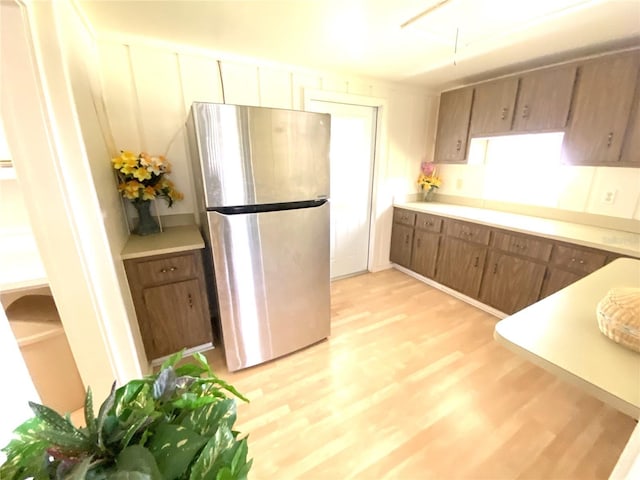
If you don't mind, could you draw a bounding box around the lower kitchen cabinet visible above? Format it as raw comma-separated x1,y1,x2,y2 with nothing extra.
479,251,546,314
540,268,582,299
390,223,414,268
411,230,440,278
435,237,487,298
389,207,630,315
540,242,608,299
124,248,213,360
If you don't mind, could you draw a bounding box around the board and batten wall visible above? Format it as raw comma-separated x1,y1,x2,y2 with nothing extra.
96,39,437,271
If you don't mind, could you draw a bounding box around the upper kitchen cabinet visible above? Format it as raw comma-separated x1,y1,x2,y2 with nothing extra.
620,76,640,166
469,77,519,136
512,65,577,132
433,87,474,163
562,51,640,166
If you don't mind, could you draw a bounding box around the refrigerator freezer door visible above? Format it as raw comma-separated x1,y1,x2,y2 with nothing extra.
207,202,330,371
190,102,330,208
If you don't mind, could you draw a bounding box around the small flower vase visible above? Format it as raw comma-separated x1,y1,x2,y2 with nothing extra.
422,186,436,202
133,200,160,236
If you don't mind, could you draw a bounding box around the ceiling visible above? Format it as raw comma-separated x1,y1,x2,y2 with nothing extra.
75,0,640,89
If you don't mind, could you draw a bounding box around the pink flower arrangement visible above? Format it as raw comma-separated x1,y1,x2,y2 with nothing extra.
417,161,441,190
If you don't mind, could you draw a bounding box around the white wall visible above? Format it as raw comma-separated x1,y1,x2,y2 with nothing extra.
97,39,436,270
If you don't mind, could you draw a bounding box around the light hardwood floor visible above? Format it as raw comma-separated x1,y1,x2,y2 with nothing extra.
205,269,636,479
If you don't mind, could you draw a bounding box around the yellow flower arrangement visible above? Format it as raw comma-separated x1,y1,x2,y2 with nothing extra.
112,151,183,206
417,161,442,190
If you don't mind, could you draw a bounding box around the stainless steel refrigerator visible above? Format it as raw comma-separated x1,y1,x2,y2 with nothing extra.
186,102,331,371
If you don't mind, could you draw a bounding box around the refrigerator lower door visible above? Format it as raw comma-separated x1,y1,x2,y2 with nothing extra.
207,202,330,371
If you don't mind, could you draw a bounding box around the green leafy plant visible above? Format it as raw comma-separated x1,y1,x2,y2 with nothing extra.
0,351,251,479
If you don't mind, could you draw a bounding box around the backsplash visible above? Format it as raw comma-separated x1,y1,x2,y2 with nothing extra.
432,134,640,225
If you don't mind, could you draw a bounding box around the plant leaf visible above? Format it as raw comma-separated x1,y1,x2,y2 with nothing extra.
60,456,92,479
180,399,236,438
195,379,249,403
119,411,161,449
160,350,185,371
174,363,209,378
171,392,223,411
84,387,96,436
192,352,213,376
146,423,207,480
97,381,117,451
0,438,50,480
152,367,177,402
188,425,236,480
29,402,84,437
115,445,162,480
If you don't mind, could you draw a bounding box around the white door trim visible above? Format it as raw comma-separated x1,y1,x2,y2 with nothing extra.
303,89,390,274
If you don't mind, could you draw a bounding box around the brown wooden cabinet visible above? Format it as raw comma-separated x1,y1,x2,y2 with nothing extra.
435,221,490,298
124,249,213,360
390,207,633,314
434,88,474,163
620,75,640,166
410,213,443,278
512,65,577,132
436,238,487,298
390,208,416,268
562,51,640,166
469,77,519,135
540,242,608,299
479,252,546,315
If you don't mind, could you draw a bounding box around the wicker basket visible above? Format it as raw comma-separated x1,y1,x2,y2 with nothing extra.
596,287,640,353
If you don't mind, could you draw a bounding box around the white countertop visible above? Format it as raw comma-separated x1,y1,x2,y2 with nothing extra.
494,257,640,419
0,232,47,293
395,202,640,258
121,224,205,260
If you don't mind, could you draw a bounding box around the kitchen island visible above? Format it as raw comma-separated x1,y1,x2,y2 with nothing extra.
494,257,640,418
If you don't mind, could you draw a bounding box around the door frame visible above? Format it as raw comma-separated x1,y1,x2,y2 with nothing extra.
303,89,389,274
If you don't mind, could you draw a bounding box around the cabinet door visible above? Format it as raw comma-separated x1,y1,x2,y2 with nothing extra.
470,77,519,135
620,80,640,166
539,268,582,299
434,88,474,163
562,52,640,165
411,230,440,278
479,251,546,314
512,65,576,132
436,238,486,298
142,279,212,358
390,223,414,268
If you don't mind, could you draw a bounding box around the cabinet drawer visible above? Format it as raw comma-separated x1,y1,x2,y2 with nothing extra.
394,209,416,226
132,252,199,285
549,244,607,274
445,221,490,245
415,213,442,232
492,231,552,262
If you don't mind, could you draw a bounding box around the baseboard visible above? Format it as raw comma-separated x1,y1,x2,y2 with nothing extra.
392,264,506,319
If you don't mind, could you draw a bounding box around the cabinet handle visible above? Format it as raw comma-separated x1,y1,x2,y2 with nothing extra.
607,132,613,147
579,259,585,265
456,139,462,151
493,263,498,274
160,266,178,273
405,234,410,245
522,105,529,119
474,256,479,268
188,293,193,308
501,107,508,120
